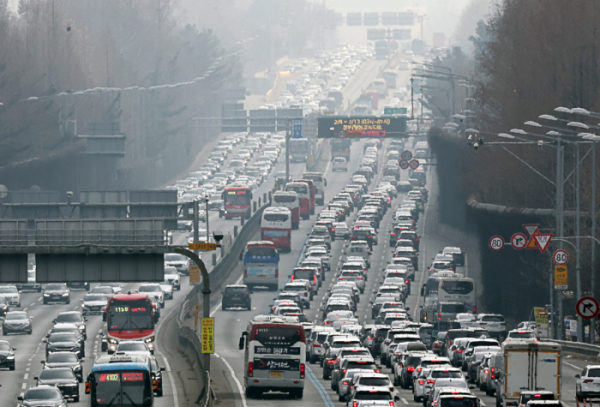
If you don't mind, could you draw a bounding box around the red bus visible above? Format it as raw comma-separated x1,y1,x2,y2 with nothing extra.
261,207,292,252
221,183,253,219
293,179,315,215
272,191,300,229
285,182,311,220
104,293,158,353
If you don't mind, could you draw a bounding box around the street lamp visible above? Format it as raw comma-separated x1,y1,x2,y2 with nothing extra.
555,107,572,114
498,133,515,139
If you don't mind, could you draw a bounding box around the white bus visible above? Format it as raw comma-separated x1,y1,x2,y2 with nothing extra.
238,316,306,398
261,207,292,253
272,191,300,229
420,272,476,323
301,171,327,206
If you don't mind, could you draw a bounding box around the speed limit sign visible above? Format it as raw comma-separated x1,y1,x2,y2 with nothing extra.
553,249,569,265
488,235,504,251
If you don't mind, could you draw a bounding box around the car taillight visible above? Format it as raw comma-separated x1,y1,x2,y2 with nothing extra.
418,380,425,385
342,369,347,373
85,382,91,394
244,269,248,278
415,238,419,241
484,369,489,374
417,368,422,372
427,379,435,384
300,363,305,379
291,275,295,282
351,235,356,238
405,279,409,284
375,369,381,373
391,232,396,236
368,236,373,239
342,381,349,385
367,336,372,340
314,343,321,347
353,402,358,407
407,367,415,372
314,276,317,284
473,305,477,313
584,379,595,383
275,269,279,277
153,380,159,390
327,359,335,364
457,349,464,353
358,277,363,280
331,228,335,232
248,362,254,377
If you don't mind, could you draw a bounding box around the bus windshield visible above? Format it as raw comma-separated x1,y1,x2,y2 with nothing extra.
224,190,251,205
108,300,154,331
264,213,289,222
286,184,307,194
246,247,277,257
442,281,473,294
274,195,297,203
93,371,151,406
252,326,303,346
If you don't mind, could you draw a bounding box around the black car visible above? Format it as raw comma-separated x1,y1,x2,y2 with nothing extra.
0,339,16,370
0,297,9,317
222,285,252,310
43,352,83,382
42,283,71,304
351,227,377,248
46,324,85,356
35,368,79,401
150,355,166,397
2,310,33,335
66,282,90,291
18,386,66,407
54,311,87,339
45,333,83,358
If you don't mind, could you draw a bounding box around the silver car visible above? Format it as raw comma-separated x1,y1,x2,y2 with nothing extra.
0,285,20,307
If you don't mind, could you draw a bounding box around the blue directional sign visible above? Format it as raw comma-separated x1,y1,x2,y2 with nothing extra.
292,118,303,139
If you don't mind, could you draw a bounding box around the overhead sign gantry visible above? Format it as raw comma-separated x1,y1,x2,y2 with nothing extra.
317,115,408,138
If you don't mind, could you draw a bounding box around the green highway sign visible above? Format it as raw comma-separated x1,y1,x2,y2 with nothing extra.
384,107,407,115
317,115,408,139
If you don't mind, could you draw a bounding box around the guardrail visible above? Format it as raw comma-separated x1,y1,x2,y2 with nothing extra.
541,338,600,357
176,200,270,406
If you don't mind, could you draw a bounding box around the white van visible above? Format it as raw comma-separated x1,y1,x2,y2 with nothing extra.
332,157,348,172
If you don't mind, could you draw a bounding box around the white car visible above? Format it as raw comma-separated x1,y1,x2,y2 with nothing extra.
333,222,350,239
158,282,174,300
164,266,181,290
332,157,348,172
116,340,152,356
138,284,165,308
504,329,537,343
0,285,21,307
577,366,600,401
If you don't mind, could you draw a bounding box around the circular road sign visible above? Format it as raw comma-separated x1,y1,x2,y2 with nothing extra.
576,296,600,319
337,130,347,139
409,159,420,170
401,150,413,161
399,160,409,170
553,249,569,265
488,235,504,251
510,233,528,250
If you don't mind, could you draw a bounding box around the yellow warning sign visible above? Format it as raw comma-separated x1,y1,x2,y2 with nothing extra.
201,318,214,353
189,264,200,283
554,265,568,289
526,229,541,249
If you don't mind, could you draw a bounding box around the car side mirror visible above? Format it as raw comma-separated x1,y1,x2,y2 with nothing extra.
469,386,475,390
17,396,23,401
80,299,84,302
42,338,47,343
12,347,16,351
576,374,581,378
40,360,45,364
34,376,39,380
161,367,166,371
395,395,400,401
238,337,245,350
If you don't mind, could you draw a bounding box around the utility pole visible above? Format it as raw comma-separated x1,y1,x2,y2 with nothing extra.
286,118,290,184
591,143,597,344
577,143,583,341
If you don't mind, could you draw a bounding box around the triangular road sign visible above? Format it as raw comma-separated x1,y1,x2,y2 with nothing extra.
534,234,554,253
523,224,540,237
526,229,541,249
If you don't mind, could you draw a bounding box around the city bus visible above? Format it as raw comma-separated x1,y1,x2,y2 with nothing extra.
103,294,157,353
261,207,292,252
238,315,306,398
272,191,300,229
86,354,153,407
419,272,476,323
331,138,351,161
382,70,397,88
243,241,280,291
292,179,315,215
290,138,309,163
221,183,253,219
301,171,327,206
285,182,311,220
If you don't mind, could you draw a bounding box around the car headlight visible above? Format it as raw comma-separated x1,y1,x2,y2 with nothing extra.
62,293,69,296
145,336,155,343
44,294,50,297
6,355,14,359
73,365,81,371
108,338,118,344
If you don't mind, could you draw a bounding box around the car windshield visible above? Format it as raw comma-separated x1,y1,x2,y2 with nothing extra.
48,353,78,363
85,294,106,301
482,315,505,322
0,286,17,293
432,371,462,378
510,331,535,338
56,314,81,323
40,369,75,380
139,285,160,293
49,333,77,342
225,287,247,294
6,312,27,320
332,340,360,348
440,398,478,407
118,342,148,351
359,377,390,386
0,341,10,350
25,388,62,400
46,284,66,290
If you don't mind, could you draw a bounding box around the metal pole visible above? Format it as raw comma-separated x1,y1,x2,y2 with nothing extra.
552,138,560,340
193,201,200,247
286,119,290,184
558,142,565,340
205,195,210,243
591,143,597,344
410,78,415,120
577,143,583,341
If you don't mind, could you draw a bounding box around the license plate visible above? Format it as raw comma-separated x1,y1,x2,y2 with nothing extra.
258,276,265,279
270,371,282,378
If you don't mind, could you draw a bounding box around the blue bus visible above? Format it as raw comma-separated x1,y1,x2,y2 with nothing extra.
86,354,153,407
242,240,280,291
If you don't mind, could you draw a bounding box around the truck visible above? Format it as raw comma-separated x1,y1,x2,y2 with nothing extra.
375,40,389,60
497,342,562,407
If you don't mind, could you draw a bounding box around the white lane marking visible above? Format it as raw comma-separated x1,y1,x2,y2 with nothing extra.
480,402,486,407
21,383,26,389
154,306,180,407
401,398,409,405
214,353,247,407
37,297,41,302
30,303,35,307
565,361,582,370
23,307,27,311
23,373,28,380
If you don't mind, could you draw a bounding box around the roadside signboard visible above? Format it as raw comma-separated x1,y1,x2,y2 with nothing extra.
189,243,217,251
510,233,527,250
318,116,408,138
533,234,553,253
292,118,303,139
554,265,568,290
488,235,504,251
553,249,569,265
201,318,215,353
189,264,200,284
533,307,549,338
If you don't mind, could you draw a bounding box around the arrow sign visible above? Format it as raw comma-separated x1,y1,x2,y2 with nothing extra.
533,233,553,253
576,296,600,319
488,235,504,251
522,224,540,237
510,233,527,250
